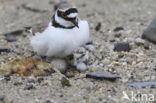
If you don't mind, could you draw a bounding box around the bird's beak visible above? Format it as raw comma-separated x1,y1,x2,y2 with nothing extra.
71,19,79,28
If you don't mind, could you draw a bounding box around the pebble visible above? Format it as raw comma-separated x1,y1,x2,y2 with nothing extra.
128,82,156,88
144,40,150,49
5,34,16,42
28,78,35,83
0,93,4,101
114,33,121,38
113,26,124,32
114,42,130,52
86,72,119,81
24,84,34,90
13,82,23,86
95,22,101,31
46,100,52,103
0,49,10,53
135,38,144,45
142,19,156,43
37,77,44,83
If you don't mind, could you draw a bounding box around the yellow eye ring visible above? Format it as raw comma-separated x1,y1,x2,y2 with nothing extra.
61,12,67,18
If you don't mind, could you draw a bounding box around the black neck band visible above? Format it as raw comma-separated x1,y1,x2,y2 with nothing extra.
52,16,75,29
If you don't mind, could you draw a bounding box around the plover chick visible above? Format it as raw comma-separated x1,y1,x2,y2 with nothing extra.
30,3,90,71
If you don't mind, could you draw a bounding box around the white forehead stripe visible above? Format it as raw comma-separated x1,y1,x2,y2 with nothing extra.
67,13,78,18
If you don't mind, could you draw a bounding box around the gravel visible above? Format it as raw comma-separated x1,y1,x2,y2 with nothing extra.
0,0,156,103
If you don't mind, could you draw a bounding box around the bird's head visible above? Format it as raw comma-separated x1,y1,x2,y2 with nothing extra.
53,3,79,28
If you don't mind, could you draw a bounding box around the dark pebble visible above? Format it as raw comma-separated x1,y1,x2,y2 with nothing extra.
114,42,130,52
153,68,156,71
118,54,124,58
0,93,4,101
0,48,10,53
114,33,121,38
128,82,156,88
110,40,115,42
46,100,52,103
86,72,119,81
142,19,156,44
95,22,101,31
144,41,150,49
113,26,124,32
13,82,23,86
4,76,11,81
5,34,16,42
24,84,34,90
37,77,44,83
44,69,55,76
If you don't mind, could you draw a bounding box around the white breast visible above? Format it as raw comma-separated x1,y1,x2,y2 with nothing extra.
30,20,90,57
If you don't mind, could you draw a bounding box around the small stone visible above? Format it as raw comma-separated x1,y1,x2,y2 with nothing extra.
142,19,156,43
28,78,35,83
144,41,150,49
0,49,10,53
118,54,124,58
95,22,101,31
61,77,71,87
135,38,144,45
113,62,120,66
128,82,156,88
0,93,4,101
5,34,16,42
13,82,23,86
114,33,121,38
37,77,44,83
86,72,119,81
24,84,34,90
4,76,11,81
113,26,124,32
114,42,130,52
46,100,52,103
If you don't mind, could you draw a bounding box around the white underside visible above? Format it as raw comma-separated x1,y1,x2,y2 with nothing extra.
30,20,90,58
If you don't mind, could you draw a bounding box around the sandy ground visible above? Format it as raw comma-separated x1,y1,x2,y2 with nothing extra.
0,0,156,103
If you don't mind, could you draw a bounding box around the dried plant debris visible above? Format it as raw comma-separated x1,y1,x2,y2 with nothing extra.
61,77,71,87
114,42,130,52
22,4,47,13
0,57,54,77
86,72,119,81
128,82,156,88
